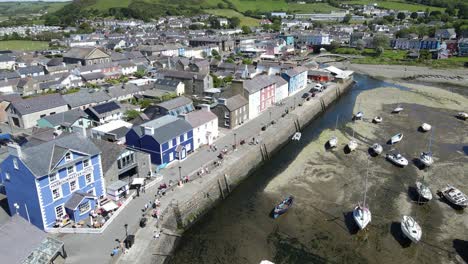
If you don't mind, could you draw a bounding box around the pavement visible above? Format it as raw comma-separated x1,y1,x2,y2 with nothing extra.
56,83,324,264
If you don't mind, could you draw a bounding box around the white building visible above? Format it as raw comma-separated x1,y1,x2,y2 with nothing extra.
180,105,218,150
91,120,133,144
0,54,15,70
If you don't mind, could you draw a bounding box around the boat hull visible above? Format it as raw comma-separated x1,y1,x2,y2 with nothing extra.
416,182,433,201
390,133,403,144
273,196,294,218
441,186,468,208
353,206,371,230
401,216,422,243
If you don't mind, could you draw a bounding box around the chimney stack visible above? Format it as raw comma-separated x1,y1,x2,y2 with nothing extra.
7,143,22,158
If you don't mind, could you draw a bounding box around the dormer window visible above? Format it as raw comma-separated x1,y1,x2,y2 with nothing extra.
65,153,72,162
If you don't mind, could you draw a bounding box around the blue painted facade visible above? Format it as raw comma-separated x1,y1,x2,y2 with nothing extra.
281,69,307,95
0,146,105,230
279,35,294,46
420,39,440,50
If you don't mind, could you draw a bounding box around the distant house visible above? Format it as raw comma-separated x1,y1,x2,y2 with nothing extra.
7,94,69,129
85,101,122,125
281,66,308,95
17,66,44,78
154,96,194,116
435,28,456,40
0,94,21,122
63,89,112,110
63,47,111,66
126,115,194,165
118,60,138,76
458,38,468,56
154,79,185,95
308,69,333,82
158,70,213,95
91,120,133,144
420,38,440,50
0,54,15,70
181,105,218,150
211,94,248,129
37,109,92,134
105,83,141,102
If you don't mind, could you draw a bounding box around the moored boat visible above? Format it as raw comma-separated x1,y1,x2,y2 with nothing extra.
401,215,422,243
273,196,294,218
416,181,433,201
371,143,383,155
419,152,434,167
373,116,383,123
292,132,301,141
393,105,404,114
386,152,408,167
260,261,275,264
390,133,403,144
420,123,431,132
440,185,468,208
353,205,371,230
354,111,363,120
456,112,468,120
328,136,338,148
347,140,358,151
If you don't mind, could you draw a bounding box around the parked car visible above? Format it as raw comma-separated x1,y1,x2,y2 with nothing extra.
302,92,311,99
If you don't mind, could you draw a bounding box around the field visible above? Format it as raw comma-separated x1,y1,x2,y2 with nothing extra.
346,0,445,12
206,9,259,26
0,2,67,16
88,0,132,10
0,40,49,51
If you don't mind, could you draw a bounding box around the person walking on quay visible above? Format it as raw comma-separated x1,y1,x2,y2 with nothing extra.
120,241,127,254
141,185,146,194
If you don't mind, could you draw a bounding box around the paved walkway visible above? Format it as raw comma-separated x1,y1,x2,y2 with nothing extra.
57,84,322,264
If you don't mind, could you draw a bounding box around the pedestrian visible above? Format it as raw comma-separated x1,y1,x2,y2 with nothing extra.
255,138,259,145
111,247,119,257
153,230,160,239
155,209,160,219
252,137,255,144
120,241,126,254
144,203,148,210
141,185,145,193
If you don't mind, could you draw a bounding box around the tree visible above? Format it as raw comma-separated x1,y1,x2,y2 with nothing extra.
138,99,152,109
397,12,406,21
229,17,241,28
343,14,352,24
372,34,389,54
410,12,418,20
328,41,341,51
458,4,468,19
419,50,431,61
125,110,140,121
375,47,384,56
217,3,225,9
211,49,219,57
45,15,60,26
356,39,365,51
134,69,146,78
445,6,456,16
242,58,253,65
241,25,252,34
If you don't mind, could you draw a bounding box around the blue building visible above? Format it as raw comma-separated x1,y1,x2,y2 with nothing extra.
420,38,440,50
281,66,308,96
0,134,105,230
278,35,294,46
126,115,194,165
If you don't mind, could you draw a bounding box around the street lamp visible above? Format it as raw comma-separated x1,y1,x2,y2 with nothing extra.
124,224,128,238
178,166,182,181
234,133,237,148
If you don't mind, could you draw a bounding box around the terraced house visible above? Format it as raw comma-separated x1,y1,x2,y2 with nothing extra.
0,134,105,230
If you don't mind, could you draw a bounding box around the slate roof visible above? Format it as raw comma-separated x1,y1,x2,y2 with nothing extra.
41,109,88,127
63,89,111,108
184,109,217,128
220,94,248,111
0,54,15,62
105,83,140,98
19,133,101,177
108,126,130,139
154,78,181,88
282,66,308,77
81,72,106,81
10,94,67,115
64,191,96,210
137,115,192,143
86,101,121,119
63,47,108,60
156,96,192,111
0,70,20,80
90,138,125,174
243,75,284,94
159,69,207,80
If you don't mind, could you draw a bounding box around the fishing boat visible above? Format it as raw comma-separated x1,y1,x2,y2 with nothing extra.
328,115,339,148
420,123,431,132
416,181,433,201
292,132,301,141
371,143,383,155
353,158,372,230
456,112,468,120
386,152,408,167
390,133,403,144
440,185,468,208
401,215,422,243
392,106,404,114
373,116,383,123
273,195,294,218
419,129,434,167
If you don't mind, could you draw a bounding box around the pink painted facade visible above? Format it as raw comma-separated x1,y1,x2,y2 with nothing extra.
259,84,275,112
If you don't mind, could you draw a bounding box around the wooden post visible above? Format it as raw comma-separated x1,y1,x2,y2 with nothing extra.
224,174,231,193
218,179,225,199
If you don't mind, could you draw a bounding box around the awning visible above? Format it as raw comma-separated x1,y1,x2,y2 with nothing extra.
107,180,128,192
101,201,118,212
131,178,145,186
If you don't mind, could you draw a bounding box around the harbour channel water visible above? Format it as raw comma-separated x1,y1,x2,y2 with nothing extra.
168,74,467,264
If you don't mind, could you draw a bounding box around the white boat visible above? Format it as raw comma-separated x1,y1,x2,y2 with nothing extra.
386,152,408,167
416,181,433,201
419,130,434,167
393,106,404,113
353,158,371,230
354,111,363,120
328,136,338,148
441,185,468,208
347,140,358,151
328,115,339,148
292,132,301,141
401,215,422,243
456,112,468,120
419,152,433,167
420,123,431,132
260,261,275,264
371,143,383,155
390,133,403,144
373,116,382,123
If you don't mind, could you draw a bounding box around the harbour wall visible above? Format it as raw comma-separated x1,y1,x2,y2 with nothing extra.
154,79,355,263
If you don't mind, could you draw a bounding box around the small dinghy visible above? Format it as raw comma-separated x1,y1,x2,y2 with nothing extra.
401,215,422,243
347,140,358,152
392,105,404,114
419,152,433,167
390,133,403,144
354,111,363,120
273,196,294,218
373,116,382,123
386,152,408,167
420,123,431,132
371,143,383,155
292,132,301,141
456,112,468,120
353,205,371,230
328,136,338,148
440,185,468,208
416,181,433,201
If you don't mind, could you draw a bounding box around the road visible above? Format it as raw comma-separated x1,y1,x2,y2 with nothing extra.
57,83,320,264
